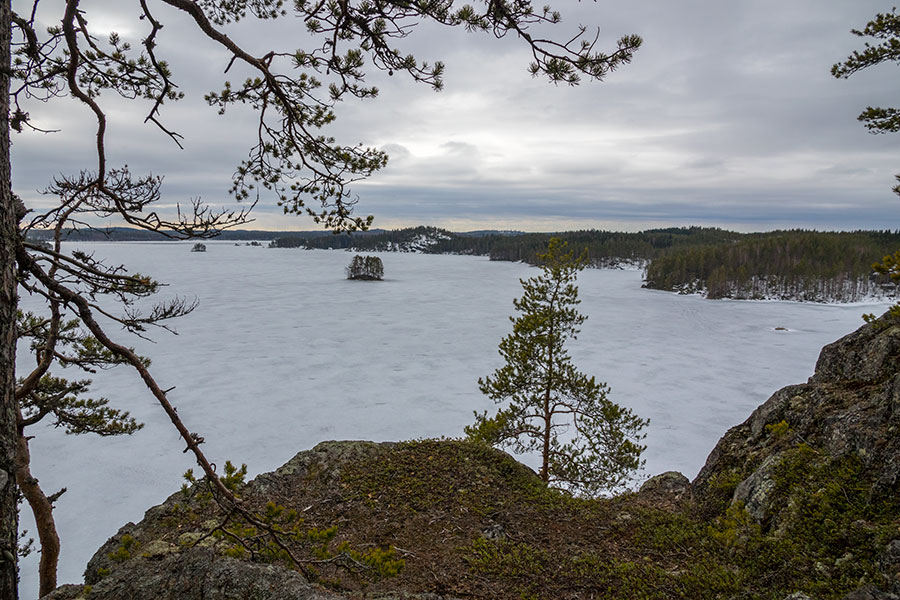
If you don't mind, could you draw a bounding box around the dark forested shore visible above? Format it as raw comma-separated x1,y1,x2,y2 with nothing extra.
271,226,900,302
642,230,900,301
268,225,742,263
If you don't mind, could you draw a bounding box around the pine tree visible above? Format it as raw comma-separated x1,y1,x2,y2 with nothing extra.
365,256,384,280
466,238,647,497
833,10,900,317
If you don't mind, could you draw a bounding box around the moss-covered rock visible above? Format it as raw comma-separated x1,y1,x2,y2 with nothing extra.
695,312,900,514
692,311,900,597
47,549,342,600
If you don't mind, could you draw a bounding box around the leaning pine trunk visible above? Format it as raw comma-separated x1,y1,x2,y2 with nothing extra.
0,0,20,596
15,427,60,596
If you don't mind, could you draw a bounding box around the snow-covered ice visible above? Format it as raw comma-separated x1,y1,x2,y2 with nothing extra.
15,242,894,598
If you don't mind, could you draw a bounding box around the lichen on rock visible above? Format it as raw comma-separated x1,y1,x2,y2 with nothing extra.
695,311,900,514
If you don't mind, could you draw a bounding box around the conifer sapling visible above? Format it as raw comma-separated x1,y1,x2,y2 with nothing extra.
466,238,648,497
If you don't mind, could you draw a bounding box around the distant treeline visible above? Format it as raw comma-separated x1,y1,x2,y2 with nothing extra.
271,226,900,301
431,227,742,266
643,230,900,301
269,225,741,265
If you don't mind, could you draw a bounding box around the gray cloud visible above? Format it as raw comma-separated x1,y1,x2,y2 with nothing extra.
12,0,900,231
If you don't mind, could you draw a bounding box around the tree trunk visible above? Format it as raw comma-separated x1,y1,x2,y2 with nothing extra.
0,0,19,597
541,324,554,484
541,387,550,483
15,424,59,597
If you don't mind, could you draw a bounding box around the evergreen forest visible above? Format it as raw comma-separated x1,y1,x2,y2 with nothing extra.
643,230,900,301
271,226,900,302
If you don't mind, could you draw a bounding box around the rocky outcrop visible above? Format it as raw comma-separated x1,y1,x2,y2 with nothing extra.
811,316,900,385
48,440,518,600
693,313,900,599
693,313,900,525
46,549,342,600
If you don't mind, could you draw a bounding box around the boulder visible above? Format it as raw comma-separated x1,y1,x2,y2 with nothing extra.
46,549,341,600
811,318,900,385
638,471,691,502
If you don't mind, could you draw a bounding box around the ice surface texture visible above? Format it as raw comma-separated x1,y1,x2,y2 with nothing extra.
14,242,893,597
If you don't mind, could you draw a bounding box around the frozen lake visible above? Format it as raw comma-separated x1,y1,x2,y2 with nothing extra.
15,242,894,598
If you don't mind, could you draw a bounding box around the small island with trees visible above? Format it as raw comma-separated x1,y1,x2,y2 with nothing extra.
346,255,384,281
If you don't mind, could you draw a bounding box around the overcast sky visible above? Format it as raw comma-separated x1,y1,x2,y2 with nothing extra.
12,1,900,232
